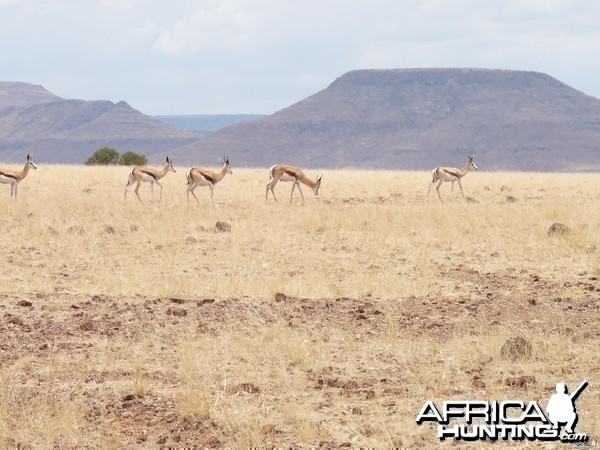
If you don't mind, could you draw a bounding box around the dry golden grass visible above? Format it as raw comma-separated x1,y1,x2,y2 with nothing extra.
0,164,598,448
1,165,598,298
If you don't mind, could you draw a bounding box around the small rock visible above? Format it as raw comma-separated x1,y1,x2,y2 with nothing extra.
500,336,532,361
104,225,115,234
166,307,187,317
215,221,231,232
274,292,287,302
17,300,33,307
5,314,24,326
185,236,197,244
80,319,95,331
548,222,570,235
472,377,486,389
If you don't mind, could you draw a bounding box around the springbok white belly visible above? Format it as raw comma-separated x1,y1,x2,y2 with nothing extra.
280,173,295,182
194,176,212,187
140,173,156,182
0,175,16,185
442,173,458,182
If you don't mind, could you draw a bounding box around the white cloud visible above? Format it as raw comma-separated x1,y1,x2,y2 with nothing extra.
152,0,257,56
3,0,600,113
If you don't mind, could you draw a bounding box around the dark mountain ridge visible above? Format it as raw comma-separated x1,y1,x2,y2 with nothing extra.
165,68,600,171
3,70,600,171
0,82,203,163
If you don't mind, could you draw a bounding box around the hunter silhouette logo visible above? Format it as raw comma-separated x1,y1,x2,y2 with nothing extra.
546,380,587,434
416,379,589,443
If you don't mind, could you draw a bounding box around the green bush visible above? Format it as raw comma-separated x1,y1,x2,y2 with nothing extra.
85,148,147,166
85,147,120,165
119,151,147,166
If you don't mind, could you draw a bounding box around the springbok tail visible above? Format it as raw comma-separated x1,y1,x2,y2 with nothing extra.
126,170,134,187
268,165,276,180
431,169,438,183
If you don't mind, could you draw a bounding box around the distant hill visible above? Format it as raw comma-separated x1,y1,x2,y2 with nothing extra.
0,82,203,163
164,69,600,171
154,114,264,133
3,70,600,171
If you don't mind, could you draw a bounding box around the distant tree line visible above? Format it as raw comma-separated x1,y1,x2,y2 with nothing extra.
85,147,147,166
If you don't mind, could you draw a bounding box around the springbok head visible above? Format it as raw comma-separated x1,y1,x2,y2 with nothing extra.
221,155,233,174
166,156,176,173
27,154,37,170
467,155,478,171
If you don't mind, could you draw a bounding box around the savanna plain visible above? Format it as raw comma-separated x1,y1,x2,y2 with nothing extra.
0,164,598,449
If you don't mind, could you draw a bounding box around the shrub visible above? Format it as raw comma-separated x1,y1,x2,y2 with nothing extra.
84,147,120,165
119,151,147,166
85,148,147,166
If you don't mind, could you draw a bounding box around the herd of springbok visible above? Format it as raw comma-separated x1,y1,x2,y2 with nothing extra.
0,154,478,202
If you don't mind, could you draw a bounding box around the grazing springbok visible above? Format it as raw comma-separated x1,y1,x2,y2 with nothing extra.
185,156,233,203
125,156,176,203
428,155,478,201
0,154,37,199
266,164,322,203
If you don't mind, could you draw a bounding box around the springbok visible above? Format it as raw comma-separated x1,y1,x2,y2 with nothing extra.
0,154,37,199
185,156,233,203
125,156,176,203
428,155,478,201
266,164,322,203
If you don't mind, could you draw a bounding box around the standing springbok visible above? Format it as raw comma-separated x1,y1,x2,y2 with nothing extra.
428,155,478,201
185,156,233,203
125,156,176,203
0,154,37,199
266,164,322,203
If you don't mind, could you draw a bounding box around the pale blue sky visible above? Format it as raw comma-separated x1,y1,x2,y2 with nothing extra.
2,0,600,115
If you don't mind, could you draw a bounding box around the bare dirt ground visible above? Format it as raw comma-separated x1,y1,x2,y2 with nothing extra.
1,268,598,448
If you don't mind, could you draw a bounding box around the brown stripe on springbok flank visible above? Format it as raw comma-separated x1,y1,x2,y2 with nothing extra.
0,171,18,181
140,169,158,180
283,169,297,178
197,170,215,183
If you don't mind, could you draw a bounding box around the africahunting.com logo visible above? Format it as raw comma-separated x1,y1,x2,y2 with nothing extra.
416,380,589,443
